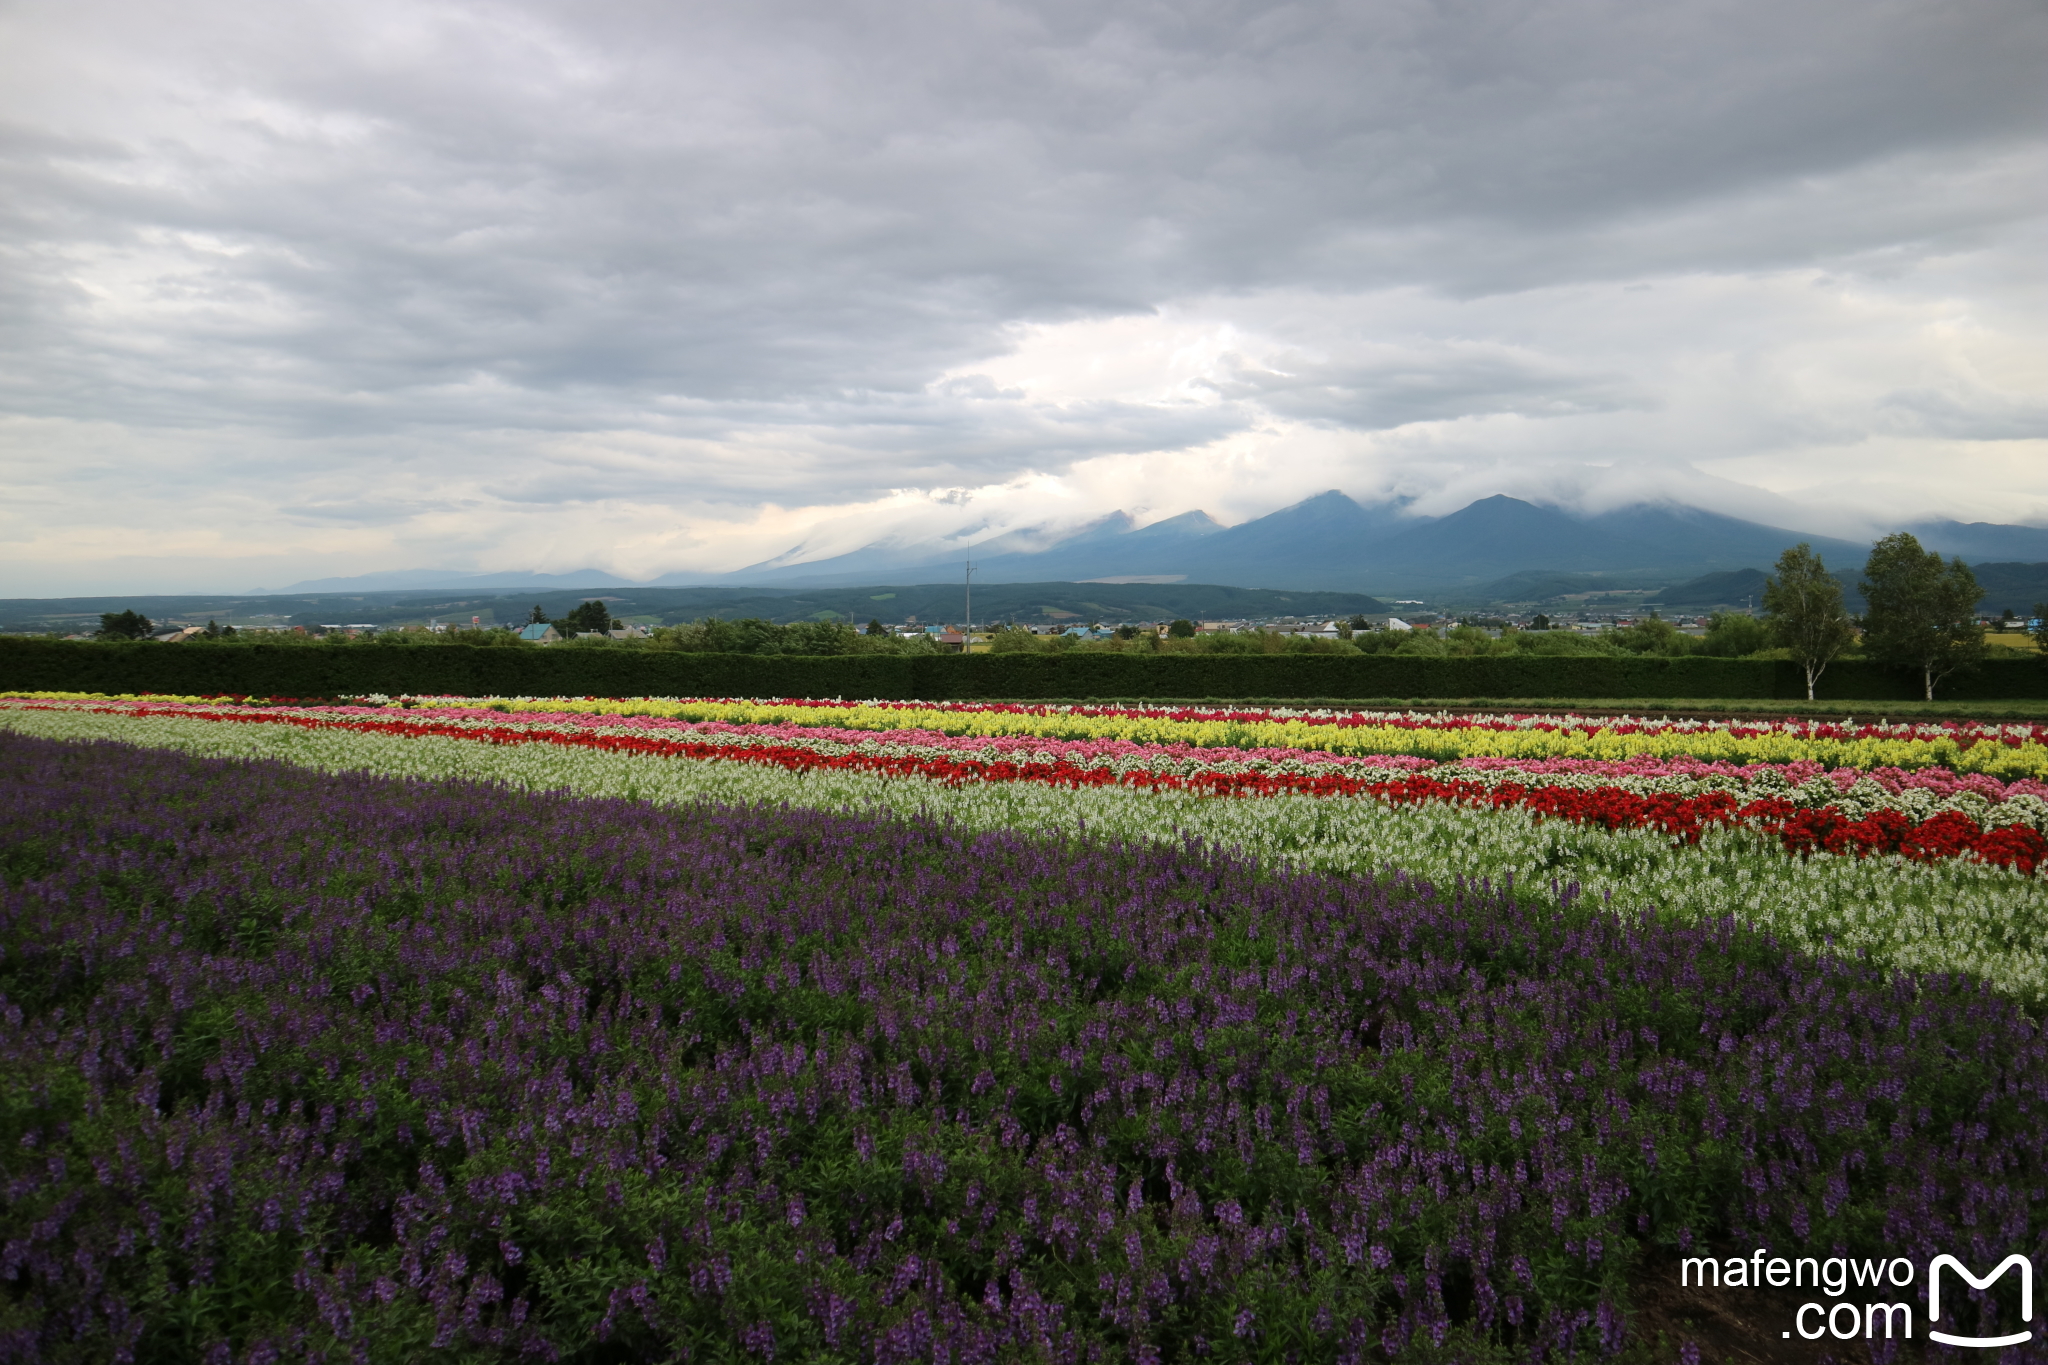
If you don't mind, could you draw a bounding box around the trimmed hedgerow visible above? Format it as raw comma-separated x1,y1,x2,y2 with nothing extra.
6,638,2047,700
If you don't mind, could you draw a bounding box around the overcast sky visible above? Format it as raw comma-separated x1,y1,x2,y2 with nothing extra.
3,0,2044,594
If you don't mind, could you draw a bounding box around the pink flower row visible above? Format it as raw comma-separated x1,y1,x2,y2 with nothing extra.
1458,754,2048,803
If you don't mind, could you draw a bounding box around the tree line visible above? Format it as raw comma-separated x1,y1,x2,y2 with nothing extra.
80,539,2043,700
1766,533,1995,701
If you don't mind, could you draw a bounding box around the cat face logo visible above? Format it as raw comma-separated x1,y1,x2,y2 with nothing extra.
1929,1255,2033,1348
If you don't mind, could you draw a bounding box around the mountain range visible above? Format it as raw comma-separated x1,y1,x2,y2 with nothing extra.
257,492,2048,600
250,567,647,594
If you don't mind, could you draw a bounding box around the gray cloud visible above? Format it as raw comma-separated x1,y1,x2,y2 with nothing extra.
1877,385,2048,443
0,0,2044,590
1204,346,1644,429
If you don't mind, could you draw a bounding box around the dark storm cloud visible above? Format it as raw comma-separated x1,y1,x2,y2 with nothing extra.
0,0,2043,590
8,1,2043,410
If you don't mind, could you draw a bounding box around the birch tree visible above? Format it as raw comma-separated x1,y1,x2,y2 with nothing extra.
1762,544,1853,700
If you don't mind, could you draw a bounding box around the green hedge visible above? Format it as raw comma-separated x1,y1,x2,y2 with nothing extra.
6,639,2047,701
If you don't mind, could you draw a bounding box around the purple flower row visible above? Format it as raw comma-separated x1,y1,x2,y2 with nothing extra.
0,732,2042,1363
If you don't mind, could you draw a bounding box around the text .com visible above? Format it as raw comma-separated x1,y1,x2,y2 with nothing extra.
1681,1251,2033,1347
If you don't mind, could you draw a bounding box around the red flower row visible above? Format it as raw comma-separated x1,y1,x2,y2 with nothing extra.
70,704,2048,875
1359,776,2044,874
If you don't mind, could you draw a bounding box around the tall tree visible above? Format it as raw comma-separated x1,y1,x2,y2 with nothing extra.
97,610,153,639
564,600,614,634
1762,544,1854,701
1859,533,1984,701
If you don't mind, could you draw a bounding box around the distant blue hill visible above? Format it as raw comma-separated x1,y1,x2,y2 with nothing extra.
1968,564,2048,616
1906,520,2048,562
1646,569,1773,609
254,568,646,594
250,495,2048,602
729,491,1886,594
1348,496,1870,590
723,509,1228,587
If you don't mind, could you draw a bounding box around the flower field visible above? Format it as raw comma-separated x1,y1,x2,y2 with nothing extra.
3,694,2048,1361
6,694,2048,998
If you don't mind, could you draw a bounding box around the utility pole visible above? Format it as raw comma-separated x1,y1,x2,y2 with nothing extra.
964,561,977,654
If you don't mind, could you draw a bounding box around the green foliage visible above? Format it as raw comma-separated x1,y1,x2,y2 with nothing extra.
96,609,153,640
1166,618,1195,638
1502,629,1622,657
1392,631,1446,657
1700,612,1770,658
1860,533,1986,700
1608,617,1691,656
441,627,527,648
642,616,938,657
1442,623,1498,652
1161,629,1356,657
1762,544,1855,700
986,625,1368,658
987,624,1050,654
656,617,827,654
562,600,615,635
